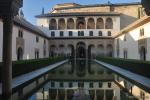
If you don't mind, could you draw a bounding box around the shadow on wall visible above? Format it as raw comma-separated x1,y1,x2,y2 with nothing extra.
116,31,149,61
120,14,138,29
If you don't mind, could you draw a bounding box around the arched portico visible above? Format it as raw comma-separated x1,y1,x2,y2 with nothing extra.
76,42,86,59
88,44,95,59
68,44,75,58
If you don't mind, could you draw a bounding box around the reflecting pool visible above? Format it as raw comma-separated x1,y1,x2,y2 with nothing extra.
28,59,137,100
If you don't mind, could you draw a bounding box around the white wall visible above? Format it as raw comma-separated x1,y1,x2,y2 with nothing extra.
0,20,49,62
114,20,150,61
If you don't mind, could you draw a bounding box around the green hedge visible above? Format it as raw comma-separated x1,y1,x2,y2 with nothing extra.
96,57,150,78
0,57,66,81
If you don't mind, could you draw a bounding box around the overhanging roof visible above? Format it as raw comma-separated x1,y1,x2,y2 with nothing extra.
13,16,49,39
114,16,150,38
36,12,120,18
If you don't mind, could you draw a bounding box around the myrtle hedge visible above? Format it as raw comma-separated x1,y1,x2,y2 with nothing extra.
0,57,66,81
96,57,150,78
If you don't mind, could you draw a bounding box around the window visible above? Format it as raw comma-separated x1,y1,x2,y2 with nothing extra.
123,49,128,59
105,18,113,29
18,30,23,38
51,31,55,37
69,31,73,36
108,82,111,88
35,50,39,59
51,82,55,87
99,31,102,36
60,31,64,37
99,82,103,88
78,82,84,87
81,31,84,36
59,82,64,87
140,91,145,100
78,31,84,36
44,39,46,44
140,28,144,36
78,31,80,36
89,31,93,36
108,31,111,36
89,83,93,88
69,82,73,88
36,36,39,43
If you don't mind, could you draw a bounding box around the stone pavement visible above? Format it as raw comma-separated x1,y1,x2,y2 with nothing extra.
95,60,150,93
0,60,68,94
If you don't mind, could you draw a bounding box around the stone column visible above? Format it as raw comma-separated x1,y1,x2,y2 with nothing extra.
56,18,59,30
94,17,97,29
85,17,88,29
2,14,13,100
1,1,22,99
65,18,67,30
73,18,77,29
103,17,106,29
103,90,106,100
64,89,67,100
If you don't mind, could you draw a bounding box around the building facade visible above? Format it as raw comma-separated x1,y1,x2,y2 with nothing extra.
114,16,150,61
0,2,147,61
36,2,143,59
0,16,49,61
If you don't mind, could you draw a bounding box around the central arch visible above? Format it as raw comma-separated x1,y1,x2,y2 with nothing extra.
76,42,86,59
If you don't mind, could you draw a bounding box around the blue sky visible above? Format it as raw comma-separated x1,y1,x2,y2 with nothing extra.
22,0,141,25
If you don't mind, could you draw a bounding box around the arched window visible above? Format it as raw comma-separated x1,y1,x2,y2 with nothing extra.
105,18,113,29
67,18,74,29
49,19,57,30
17,47,23,60
76,17,86,29
140,46,146,61
58,18,66,30
87,18,95,29
97,18,104,29
108,31,112,36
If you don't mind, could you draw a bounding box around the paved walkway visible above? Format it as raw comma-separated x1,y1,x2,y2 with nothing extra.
95,60,150,93
0,60,68,94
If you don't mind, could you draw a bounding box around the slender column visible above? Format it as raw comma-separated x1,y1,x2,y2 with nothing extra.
103,17,106,29
103,90,106,100
73,18,77,29
56,18,59,30
94,89,97,100
2,15,13,100
85,17,88,29
65,18,67,30
64,89,67,100
94,17,97,29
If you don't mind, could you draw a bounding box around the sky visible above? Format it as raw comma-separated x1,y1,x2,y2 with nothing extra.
22,0,141,25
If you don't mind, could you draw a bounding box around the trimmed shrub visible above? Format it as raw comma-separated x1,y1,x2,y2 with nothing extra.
96,57,150,78
0,57,65,81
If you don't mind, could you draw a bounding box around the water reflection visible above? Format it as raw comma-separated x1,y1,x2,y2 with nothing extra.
76,59,86,77
28,59,118,100
47,59,114,81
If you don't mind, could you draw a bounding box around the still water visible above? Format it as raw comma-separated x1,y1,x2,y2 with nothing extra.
28,59,133,100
